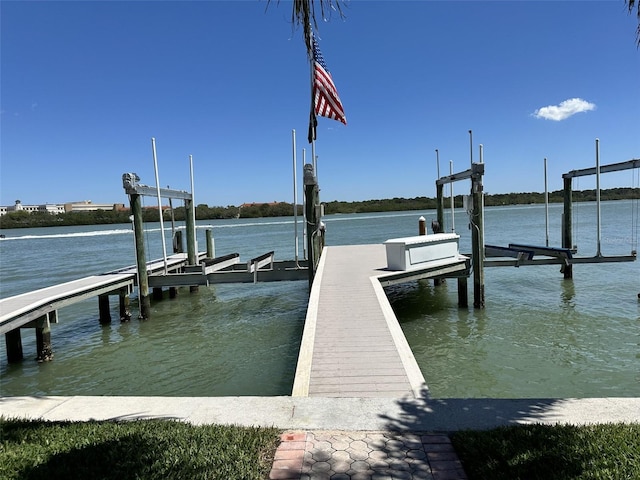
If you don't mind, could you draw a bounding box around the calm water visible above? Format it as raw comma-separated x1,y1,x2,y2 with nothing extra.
1,201,638,398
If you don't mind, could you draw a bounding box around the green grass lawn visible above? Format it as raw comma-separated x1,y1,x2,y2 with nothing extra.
3,419,639,480
0,418,279,480
451,423,640,480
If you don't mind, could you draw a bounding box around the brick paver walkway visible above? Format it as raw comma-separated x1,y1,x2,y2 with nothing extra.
270,431,467,480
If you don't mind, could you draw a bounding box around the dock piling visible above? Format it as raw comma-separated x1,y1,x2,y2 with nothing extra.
98,294,111,324
206,229,214,258
35,315,53,362
418,216,426,235
471,166,485,308
119,287,131,321
129,191,151,319
5,329,23,363
304,164,321,287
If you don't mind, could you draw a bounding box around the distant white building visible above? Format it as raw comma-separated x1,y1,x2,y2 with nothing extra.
0,200,121,216
0,200,66,216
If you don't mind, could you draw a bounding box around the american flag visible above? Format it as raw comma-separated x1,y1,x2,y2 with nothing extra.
311,35,347,126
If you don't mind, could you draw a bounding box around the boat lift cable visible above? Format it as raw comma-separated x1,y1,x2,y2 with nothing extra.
573,176,579,252
632,166,639,254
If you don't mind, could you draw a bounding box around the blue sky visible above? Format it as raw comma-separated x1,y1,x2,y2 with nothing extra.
1,1,638,208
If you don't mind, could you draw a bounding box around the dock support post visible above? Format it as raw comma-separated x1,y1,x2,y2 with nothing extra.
434,184,446,287
130,192,151,319
5,329,23,363
35,315,53,362
436,184,445,233
562,176,573,279
185,198,199,293
98,294,112,324
173,230,184,254
119,287,131,321
206,229,214,258
457,277,468,307
152,287,164,300
471,164,485,308
185,198,196,265
304,164,320,288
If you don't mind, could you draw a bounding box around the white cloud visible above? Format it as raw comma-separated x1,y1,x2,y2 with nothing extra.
533,98,596,121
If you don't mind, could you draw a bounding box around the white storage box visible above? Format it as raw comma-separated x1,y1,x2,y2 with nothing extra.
383,233,460,271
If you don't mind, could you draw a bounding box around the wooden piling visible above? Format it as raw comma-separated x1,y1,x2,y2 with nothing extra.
152,287,164,300
98,294,111,324
457,277,468,307
418,216,426,235
185,198,199,293
206,229,214,258
130,193,151,319
173,230,183,254
471,166,485,308
434,184,446,286
436,183,445,233
5,329,23,363
119,287,131,321
562,176,573,279
304,164,321,288
185,198,196,265
35,315,53,362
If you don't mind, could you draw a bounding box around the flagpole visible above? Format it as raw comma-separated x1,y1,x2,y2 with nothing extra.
292,129,299,265
309,29,318,184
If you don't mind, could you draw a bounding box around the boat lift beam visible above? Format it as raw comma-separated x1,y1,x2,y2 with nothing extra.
561,154,639,279
562,158,640,179
435,161,485,308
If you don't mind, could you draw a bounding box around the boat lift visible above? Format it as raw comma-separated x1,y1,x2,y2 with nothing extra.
485,140,638,276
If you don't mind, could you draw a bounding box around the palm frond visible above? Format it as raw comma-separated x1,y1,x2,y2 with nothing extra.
627,0,640,45
267,0,346,57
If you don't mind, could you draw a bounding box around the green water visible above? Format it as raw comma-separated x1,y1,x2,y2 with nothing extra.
1,201,638,397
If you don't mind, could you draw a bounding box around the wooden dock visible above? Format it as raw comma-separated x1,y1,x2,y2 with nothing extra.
0,253,198,335
292,244,470,398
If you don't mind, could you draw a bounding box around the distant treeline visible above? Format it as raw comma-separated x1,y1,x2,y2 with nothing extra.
1,188,638,229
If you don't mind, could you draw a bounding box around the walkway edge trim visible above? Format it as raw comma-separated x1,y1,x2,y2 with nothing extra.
291,249,328,396
370,276,429,398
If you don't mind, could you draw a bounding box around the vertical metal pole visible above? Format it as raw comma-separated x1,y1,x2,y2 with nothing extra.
449,160,455,232
435,149,440,181
151,138,168,274
595,139,602,257
292,129,299,264
469,129,473,166
479,144,485,252
544,157,549,247
190,155,198,256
